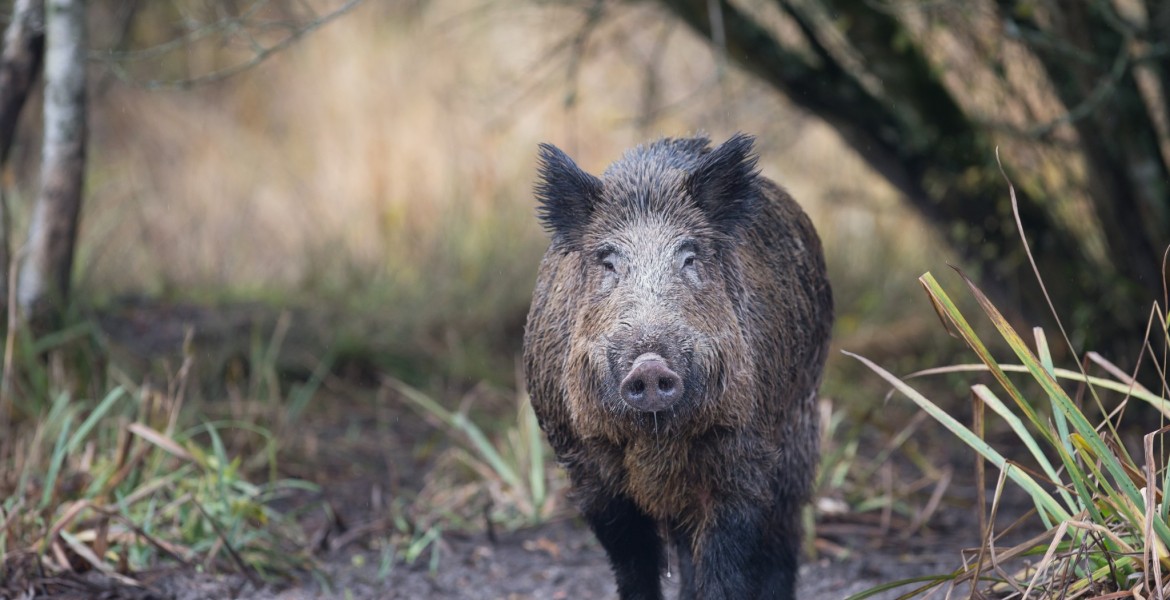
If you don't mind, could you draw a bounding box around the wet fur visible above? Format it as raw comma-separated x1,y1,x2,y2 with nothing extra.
524,135,832,599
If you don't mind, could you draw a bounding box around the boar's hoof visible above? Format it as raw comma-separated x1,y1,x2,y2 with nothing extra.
620,353,683,412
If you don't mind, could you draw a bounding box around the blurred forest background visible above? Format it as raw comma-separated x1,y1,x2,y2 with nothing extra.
2,0,1170,596
1,0,1164,388
4,0,951,389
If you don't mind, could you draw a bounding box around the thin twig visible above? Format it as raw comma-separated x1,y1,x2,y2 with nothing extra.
1,243,24,432
192,498,261,588
101,0,365,90
92,0,271,64
996,149,1112,415
1025,35,1133,138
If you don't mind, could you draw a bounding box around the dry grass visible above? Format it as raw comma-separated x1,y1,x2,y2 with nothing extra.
0,330,320,593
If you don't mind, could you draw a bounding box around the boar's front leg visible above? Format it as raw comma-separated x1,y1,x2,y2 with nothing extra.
693,499,799,600
582,493,665,600
670,523,698,600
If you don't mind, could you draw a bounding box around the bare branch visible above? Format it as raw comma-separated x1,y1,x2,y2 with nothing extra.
94,0,366,90
1025,31,1132,139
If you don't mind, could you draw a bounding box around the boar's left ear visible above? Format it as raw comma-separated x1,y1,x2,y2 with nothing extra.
687,133,761,233
535,143,604,245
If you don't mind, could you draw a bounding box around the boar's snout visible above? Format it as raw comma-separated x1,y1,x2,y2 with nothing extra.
619,353,684,412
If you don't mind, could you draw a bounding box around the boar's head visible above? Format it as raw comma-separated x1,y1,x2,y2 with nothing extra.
535,134,761,438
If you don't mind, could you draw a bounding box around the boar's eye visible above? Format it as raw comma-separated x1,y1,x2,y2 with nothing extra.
678,242,698,268
597,248,618,274
678,242,700,283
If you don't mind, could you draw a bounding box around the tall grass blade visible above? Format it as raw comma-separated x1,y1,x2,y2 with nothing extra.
971,384,1076,512
1035,328,1073,458
956,270,1170,546
41,410,75,509
922,272,1105,527
907,362,1170,416
842,350,1070,523
66,387,127,454
918,273,1053,444
842,574,957,600
392,379,523,492
521,396,546,520
450,412,522,492
29,321,96,355
286,350,334,425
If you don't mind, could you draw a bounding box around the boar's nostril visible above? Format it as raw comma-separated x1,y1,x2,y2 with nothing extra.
620,353,684,412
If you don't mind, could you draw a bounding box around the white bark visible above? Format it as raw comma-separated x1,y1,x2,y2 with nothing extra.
17,0,86,328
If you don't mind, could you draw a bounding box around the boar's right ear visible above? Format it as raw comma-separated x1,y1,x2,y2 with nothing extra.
687,133,761,234
535,143,603,245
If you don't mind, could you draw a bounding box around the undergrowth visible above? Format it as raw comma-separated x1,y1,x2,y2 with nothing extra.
392,376,567,534
0,320,325,593
846,174,1170,599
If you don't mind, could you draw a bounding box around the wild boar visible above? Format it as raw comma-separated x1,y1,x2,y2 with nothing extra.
523,134,832,599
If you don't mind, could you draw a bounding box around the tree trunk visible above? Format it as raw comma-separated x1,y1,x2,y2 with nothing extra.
18,0,85,331
0,0,44,164
996,1,1170,306
657,0,1159,361
0,0,46,306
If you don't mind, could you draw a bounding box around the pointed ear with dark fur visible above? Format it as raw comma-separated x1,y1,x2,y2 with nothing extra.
535,143,603,245
686,133,761,233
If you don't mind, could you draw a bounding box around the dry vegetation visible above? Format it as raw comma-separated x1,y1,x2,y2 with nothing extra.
0,0,990,596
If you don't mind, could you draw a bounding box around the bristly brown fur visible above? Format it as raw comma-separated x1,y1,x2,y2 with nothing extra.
523,134,833,600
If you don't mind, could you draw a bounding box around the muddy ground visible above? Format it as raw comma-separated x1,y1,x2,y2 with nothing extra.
18,516,979,599
5,302,1003,599
17,486,985,600
146,520,979,600
16,390,990,600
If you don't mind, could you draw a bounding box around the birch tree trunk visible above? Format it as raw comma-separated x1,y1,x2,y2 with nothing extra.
0,0,44,164
18,0,85,331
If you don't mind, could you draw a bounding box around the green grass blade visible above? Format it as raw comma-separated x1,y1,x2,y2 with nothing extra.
971,384,1076,513
919,273,1056,447
19,393,71,499
393,379,523,492
1163,453,1170,523
922,271,1108,528
393,379,454,425
909,363,1170,416
522,397,546,520
29,321,96,355
1035,328,1073,458
844,350,1070,523
450,412,522,491
955,270,1170,546
41,411,75,509
287,350,334,424
66,386,126,454
927,271,1110,530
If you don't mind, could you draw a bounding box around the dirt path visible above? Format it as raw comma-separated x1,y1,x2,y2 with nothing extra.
147,519,974,600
